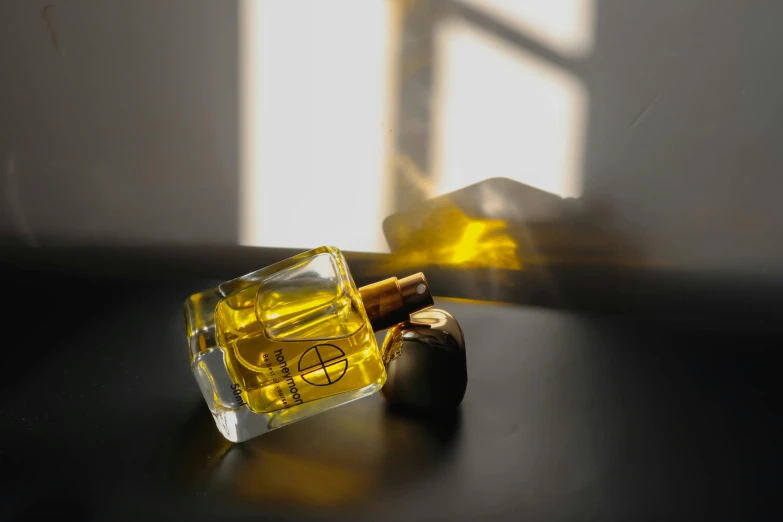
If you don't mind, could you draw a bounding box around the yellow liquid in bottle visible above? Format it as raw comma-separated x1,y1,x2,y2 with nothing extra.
213,253,385,414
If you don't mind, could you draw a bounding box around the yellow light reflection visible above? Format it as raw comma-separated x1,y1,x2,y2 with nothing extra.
173,398,461,512
383,199,521,271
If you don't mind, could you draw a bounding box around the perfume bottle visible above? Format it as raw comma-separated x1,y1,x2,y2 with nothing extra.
184,247,433,442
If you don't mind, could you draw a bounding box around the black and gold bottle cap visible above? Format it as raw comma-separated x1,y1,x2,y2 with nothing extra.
358,273,434,332
379,309,467,410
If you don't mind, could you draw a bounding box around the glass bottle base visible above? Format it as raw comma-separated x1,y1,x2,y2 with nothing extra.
193,347,385,442
210,380,384,442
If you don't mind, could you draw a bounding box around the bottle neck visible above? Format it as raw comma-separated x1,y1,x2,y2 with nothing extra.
358,273,434,332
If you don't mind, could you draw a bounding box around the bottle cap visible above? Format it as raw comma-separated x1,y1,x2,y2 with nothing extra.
358,273,434,332
379,309,467,410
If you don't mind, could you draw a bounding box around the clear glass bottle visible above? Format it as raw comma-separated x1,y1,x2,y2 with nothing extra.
184,246,433,442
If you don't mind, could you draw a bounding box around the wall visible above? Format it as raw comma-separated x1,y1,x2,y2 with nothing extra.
2,0,782,277
0,1,238,246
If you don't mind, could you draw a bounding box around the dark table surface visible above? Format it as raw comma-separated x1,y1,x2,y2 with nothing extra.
1,262,780,521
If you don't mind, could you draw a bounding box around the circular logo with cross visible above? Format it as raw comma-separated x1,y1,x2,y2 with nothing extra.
298,344,348,386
